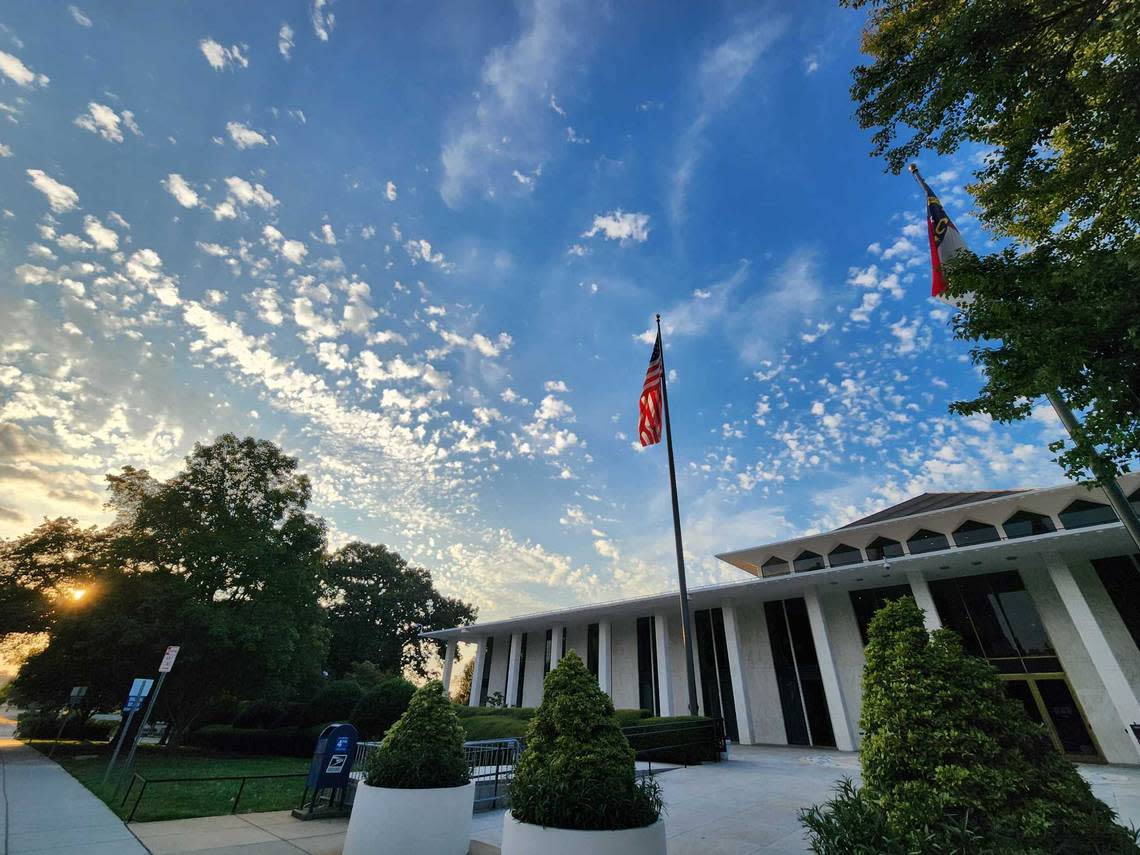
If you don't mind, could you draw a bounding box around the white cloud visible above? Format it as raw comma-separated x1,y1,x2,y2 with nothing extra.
69,6,93,27
225,121,268,149
82,215,118,251
214,176,278,219
670,21,784,222
250,287,284,325
0,51,49,88
581,210,649,245
385,181,397,202
0,143,11,158
319,224,336,245
26,169,78,212
74,102,140,143
162,173,200,208
199,38,248,71
404,239,451,270
544,379,569,393
262,225,308,265
311,0,335,41
278,23,295,59
439,0,585,207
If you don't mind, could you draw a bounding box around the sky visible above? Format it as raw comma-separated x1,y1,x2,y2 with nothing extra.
0,1,1070,623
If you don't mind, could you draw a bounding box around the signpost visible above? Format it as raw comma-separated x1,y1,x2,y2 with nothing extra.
49,686,87,758
103,678,154,784
117,646,179,786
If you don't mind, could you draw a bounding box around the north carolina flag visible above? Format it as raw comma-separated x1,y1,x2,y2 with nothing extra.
911,165,969,301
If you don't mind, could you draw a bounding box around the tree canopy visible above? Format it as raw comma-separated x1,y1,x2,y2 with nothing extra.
4,433,476,732
845,0,1138,254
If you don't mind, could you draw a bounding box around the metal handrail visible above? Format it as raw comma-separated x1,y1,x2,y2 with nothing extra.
120,771,307,822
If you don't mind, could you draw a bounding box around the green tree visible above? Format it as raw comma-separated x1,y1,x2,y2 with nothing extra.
321,542,475,679
844,0,1138,254
946,246,1140,481
800,598,1138,852
0,517,107,635
509,651,661,832
454,658,474,706
844,0,1140,480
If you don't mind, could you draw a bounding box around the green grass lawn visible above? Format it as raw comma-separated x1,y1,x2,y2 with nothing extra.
29,740,309,822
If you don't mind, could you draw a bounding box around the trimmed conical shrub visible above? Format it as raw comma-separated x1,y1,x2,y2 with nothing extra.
509,650,661,831
364,680,469,789
802,597,1138,853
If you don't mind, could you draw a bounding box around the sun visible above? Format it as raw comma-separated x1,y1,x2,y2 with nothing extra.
69,587,87,602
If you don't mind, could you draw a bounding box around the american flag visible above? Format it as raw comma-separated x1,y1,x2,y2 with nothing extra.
639,331,664,446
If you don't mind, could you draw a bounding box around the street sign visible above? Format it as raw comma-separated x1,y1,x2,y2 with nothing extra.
69,686,88,703
158,645,180,673
129,678,154,697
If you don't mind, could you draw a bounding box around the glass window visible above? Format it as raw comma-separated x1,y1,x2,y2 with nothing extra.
827,544,863,567
1058,500,1116,529
636,616,659,715
952,520,1000,547
515,633,528,707
478,637,495,705
865,537,904,561
587,623,599,676
543,628,552,675
1092,555,1140,652
1131,488,1140,516
849,585,914,645
907,528,950,555
793,550,825,573
1002,510,1056,539
764,600,809,746
1035,679,1097,756
761,556,790,577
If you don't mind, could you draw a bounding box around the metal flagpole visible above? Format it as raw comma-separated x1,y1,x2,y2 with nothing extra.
656,314,701,717
1047,392,1140,552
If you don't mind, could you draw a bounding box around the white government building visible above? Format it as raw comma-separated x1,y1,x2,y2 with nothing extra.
427,475,1140,765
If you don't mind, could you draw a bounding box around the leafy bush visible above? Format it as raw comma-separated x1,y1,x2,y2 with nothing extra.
186,724,324,757
800,598,1140,854
510,650,662,831
614,708,652,726
269,702,306,729
16,710,116,741
233,699,289,730
300,679,364,727
453,704,535,720
365,680,469,789
461,715,528,741
350,676,415,739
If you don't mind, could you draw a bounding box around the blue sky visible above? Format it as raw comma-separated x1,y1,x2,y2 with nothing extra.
0,1,1067,620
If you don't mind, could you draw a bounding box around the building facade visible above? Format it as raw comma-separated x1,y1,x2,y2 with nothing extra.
427,476,1140,765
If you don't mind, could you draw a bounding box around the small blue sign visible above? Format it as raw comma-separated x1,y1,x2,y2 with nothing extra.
305,723,358,791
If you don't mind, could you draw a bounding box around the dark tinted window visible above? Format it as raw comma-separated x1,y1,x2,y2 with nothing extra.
866,537,904,561
587,623,599,676
479,636,495,705
849,585,914,645
907,528,950,554
952,520,1000,547
761,556,789,577
1092,555,1140,652
828,544,863,567
1003,510,1056,539
543,628,552,675
1058,500,1116,529
636,616,659,715
793,551,825,573
515,633,528,707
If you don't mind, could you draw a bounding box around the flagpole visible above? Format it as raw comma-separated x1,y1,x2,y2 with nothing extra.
656,314,700,717
909,163,1140,552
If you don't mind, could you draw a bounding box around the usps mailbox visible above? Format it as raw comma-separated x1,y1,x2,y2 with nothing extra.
295,722,358,819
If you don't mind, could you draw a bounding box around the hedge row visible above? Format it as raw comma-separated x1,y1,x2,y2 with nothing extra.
16,711,118,741
186,724,326,757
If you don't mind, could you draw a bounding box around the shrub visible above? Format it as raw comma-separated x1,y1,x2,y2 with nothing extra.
16,710,116,741
350,676,415,739
269,702,306,729
233,699,288,730
461,715,528,741
186,724,323,757
509,650,662,831
800,598,1140,854
364,680,469,789
300,679,364,727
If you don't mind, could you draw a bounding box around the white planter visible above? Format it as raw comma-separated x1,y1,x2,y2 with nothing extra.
343,780,474,855
501,814,666,855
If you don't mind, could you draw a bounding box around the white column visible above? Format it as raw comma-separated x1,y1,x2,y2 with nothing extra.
469,637,486,707
551,624,565,668
720,603,754,744
1044,551,1140,763
653,610,674,716
597,621,612,696
505,631,523,708
441,639,457,698
906,569,943,632
803,587,857,751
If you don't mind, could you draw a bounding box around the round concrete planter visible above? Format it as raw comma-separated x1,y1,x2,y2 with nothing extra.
343,780,474,855
501,814,666,855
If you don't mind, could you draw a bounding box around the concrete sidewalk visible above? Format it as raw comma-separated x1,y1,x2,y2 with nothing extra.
0,713,148,855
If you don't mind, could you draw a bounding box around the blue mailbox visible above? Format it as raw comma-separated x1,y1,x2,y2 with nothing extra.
295,722,359,819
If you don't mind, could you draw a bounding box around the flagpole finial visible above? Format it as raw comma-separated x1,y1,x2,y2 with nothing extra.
908,162,918,174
